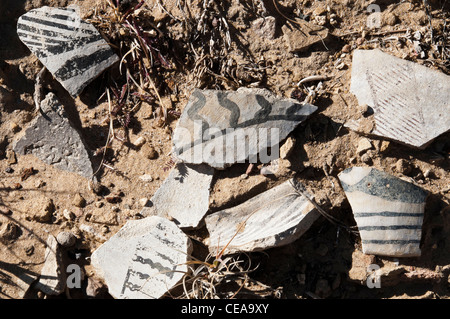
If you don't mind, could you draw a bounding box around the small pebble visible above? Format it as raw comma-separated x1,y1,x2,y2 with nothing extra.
336,62,346,70
139,174,153,182
144,145,158,159
384,13,398,26
5,167,14,173
139,198,149,207
361,153,372,164
357,137,373,155
395,159,412,175
133,136,146,148
86,277,105,298
423,168,432,179
63,209,76,221
6,150,16,165
313,6,327,16
56,231,76,247
10,122,20,133
342,44,351,53
72,194,86,208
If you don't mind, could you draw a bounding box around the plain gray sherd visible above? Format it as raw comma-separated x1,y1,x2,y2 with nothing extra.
141,163,214,229
13,93,94,179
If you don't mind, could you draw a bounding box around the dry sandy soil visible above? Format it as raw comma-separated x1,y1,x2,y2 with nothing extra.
0,0,449,299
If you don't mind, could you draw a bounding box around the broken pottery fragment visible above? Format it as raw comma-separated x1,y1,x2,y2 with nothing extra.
205,179,320,255
13,93,94,179
338,167,428,257
17,6,119,97
173,88,317,169
141,163,214,229
35,235,66,295
282,20,329,53
90,216,192,299
350,49,450,148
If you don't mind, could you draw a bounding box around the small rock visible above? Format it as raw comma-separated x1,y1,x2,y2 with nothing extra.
395,159,412,175
133,136,146,148
5,167,14,173
415,11,428,25
89,209,118,226
378,266,406,287
423,168,432,179
380,140,390,152
348,249,376,284
139,174,153,182
0,220,21,242
34,179,45,188
139,198,149,207
30,197,55,223
313,6,327,16
63,209,76,221
356,137,372,155
10,122,20,133
360,153,372,164
342,44,351,53
89,180,106,195
143,144,158,159
72,193,86,208
280,136,295,159
384,13,398,26
56,231,76,247
6,150,16,165
335,62,346,70
85,277,106,298
35,235,66,295
251,16,277,40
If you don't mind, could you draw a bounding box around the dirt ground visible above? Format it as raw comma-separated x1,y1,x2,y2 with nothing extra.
0,0,449,299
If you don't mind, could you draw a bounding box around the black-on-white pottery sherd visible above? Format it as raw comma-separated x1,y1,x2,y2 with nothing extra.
17,6,119,97
338,167,428,257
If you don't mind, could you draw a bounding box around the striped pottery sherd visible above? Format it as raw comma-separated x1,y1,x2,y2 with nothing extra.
338,167,428,257
205,179,320,255
17,6,119,97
